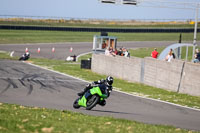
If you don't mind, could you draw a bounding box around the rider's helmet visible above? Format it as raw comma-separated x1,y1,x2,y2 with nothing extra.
25,52,30,56
106,76,114,86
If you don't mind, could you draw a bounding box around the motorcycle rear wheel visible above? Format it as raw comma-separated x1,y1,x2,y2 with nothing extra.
86,95,100,110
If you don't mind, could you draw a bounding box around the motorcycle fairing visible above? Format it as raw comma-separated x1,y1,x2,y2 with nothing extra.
78,86,107,107
90,86,107,98
78,96,87,107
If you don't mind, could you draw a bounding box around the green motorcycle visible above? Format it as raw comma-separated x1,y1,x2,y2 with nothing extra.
73,86,110,110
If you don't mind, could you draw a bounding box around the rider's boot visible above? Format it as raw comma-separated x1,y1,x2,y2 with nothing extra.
77,91,85,96
99,100,106,106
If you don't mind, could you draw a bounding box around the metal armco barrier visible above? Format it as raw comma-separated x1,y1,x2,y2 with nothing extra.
0,25,199,33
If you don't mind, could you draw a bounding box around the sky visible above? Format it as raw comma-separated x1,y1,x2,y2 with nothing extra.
1,0,200,20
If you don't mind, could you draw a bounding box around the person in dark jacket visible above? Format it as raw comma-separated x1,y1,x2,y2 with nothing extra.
19,52,30,61
77,76,114,106
193,49,200,63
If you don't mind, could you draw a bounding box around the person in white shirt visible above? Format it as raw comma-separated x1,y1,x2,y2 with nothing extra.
165,49,173,62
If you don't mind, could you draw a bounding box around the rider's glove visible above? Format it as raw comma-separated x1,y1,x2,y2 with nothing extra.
86,83,91,87
91,82,97,86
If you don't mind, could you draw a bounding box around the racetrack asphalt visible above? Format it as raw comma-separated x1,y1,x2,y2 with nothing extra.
0,60,200,131
0,41,178,60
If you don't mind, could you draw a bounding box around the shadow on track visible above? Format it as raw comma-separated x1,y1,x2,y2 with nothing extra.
90,109,140,116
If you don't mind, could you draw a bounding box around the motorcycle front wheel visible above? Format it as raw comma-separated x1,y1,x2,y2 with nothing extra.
19,57,24,61
86,95,100,110
73,98,80,109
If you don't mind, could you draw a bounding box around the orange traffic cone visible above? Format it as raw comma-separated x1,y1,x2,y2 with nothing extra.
52,47,55,53
70,47,73,52
25,48,28,52
37,48,41,53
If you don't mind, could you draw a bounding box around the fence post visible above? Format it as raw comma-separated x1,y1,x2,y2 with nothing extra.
177,62,185,93
140,59,145,83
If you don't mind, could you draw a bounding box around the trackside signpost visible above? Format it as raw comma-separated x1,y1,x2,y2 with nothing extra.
92,35,117,54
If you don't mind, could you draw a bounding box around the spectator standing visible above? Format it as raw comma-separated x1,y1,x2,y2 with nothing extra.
114,48,118,55
102,41,106,49
165,49,173,62
105,47,116,56
117,48,123,56
151,48,159,59
124,49,130,57
110,47,116,56
193,49,200,63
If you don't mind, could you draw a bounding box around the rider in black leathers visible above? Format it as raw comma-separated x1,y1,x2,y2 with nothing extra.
19,52,30,61
77,76,114,106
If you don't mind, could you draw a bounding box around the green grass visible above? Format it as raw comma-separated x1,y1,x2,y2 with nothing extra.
180,46,197,61
111,32,196,42
129,47,165,58
0,51,18,60
77,53,92,62
0,103,196,133
0,29,198,44
0,30,96,44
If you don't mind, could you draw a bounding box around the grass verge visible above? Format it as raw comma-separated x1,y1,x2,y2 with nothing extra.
0,29,198,44
0,51,18,60
129,47,165,58
0,103,196,133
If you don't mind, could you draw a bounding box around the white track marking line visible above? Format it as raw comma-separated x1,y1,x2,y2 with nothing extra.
25,62,200,112
76,52,92,61
26,62,90,83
